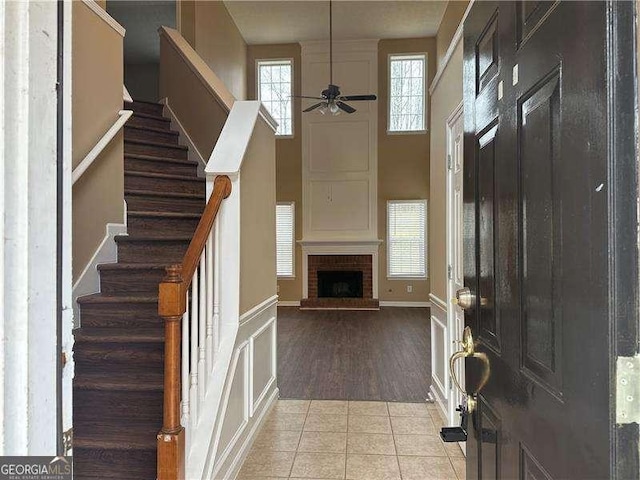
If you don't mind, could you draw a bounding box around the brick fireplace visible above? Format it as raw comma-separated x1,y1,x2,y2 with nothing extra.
300,254,380,310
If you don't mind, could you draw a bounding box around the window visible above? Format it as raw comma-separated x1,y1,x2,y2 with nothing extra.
388,54,427,133
257,59,293,136
387,200,427,278
276,202,295,277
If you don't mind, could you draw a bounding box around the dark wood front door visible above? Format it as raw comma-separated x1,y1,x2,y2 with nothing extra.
460,1,638,478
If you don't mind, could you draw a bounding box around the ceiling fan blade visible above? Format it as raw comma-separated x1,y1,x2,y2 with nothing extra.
303,102,324,113
293,95,325,100
339,94,377,101
336,101,356,114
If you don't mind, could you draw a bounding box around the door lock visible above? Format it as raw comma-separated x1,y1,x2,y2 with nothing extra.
452,287,489,310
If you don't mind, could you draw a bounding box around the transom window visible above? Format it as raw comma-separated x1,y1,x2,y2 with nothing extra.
276,202,295,277
387,200,427,278
388,54,427,133
257,59,293,137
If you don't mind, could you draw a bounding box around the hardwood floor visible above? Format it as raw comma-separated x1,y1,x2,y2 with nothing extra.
277,307,431,402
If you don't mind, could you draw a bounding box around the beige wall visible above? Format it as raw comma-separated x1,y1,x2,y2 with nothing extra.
436,1,469,67
181,1,247,101
240,119,278,314
377,38,436,302
429,41,463,301
72,1,124,281
246,44,303,304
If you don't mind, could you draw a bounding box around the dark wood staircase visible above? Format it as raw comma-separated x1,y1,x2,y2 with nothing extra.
73,100,205,479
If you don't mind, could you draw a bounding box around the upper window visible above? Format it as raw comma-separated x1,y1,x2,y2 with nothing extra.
257,59,293,137
387,200,427,278
276,202,295,277
388,54,427,133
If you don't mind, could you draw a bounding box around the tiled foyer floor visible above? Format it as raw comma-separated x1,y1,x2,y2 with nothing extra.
238,400,466,480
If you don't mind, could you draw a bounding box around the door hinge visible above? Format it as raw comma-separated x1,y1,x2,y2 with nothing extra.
448,265,453,280
616,356,640,424
447,154,452,170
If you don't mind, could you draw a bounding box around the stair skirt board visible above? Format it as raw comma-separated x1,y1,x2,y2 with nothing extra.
160,98,207,175
72,222,127,328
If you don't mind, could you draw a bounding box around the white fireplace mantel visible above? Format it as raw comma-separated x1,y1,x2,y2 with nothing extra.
299,239,383,299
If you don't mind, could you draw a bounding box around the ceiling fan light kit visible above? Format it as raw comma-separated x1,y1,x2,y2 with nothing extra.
295,0,377,116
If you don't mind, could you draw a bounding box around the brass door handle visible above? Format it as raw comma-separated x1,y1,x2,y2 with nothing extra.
449,326,491,412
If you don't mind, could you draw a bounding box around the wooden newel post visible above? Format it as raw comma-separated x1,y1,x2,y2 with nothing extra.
157,264,186,480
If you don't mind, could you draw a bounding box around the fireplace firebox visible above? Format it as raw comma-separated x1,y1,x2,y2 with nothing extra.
318,271,363,298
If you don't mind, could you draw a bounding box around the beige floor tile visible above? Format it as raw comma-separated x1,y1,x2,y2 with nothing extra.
290,452,346,479
390,416,435,435
347,433,396,455
394,434,447,456
398,456,457,480
430,409,447,428
263,411,307,431
274,399,311,414
237,477,286,480
298,431,347,453
346,454,401,480
387,402,431,417
251,429,302,452
309,400,348,415
443,440,465,458
304,413,348,432
450,456,467,479
348,401,389,416
348,415,392,434
238,450,295,478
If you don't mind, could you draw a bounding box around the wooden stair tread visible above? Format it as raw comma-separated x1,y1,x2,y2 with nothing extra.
125,188,203,199
75,372,164,391
124,138,188,151
125,153,198,166
127,210,201,219
97,263,169,271
76,293,158,304
125,124,179,136
75,327,163,343
74,422,158,450
114,234,192,243
125,170,205,182
131,111,170,122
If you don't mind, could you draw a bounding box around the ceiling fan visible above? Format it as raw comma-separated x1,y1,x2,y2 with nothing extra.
294,0,377,115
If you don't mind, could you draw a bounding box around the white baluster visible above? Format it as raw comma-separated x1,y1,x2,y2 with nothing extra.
213,218,221,361
198,251,206,403
190,272,199,427
181,292,190,433
205,228,214,374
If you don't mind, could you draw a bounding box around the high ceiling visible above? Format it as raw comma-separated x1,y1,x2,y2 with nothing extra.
224,1,448,45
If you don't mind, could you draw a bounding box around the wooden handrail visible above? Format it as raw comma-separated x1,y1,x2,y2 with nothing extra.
157,174,232,480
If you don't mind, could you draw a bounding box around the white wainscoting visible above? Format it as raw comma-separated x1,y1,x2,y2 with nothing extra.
203,295,279,480
429,293,449,421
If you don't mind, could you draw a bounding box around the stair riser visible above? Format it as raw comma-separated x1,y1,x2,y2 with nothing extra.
74,343,164,374
117,240,190,263
130,101,164,116
127,216,199,237
74,389,163,422
125,127,179,145
125,194,205,214
99,268,166,296
129,114,171,131
78,303,160,328
125,156,197,176
73,448,156,479
125,174,205,195
125,141,187,160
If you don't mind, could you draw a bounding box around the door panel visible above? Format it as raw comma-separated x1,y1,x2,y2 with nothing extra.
461,2,639,479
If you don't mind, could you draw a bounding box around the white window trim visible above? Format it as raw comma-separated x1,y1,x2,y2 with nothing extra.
387,53,428,135
256,58,295,139
276,201,296,279
386,199,428,280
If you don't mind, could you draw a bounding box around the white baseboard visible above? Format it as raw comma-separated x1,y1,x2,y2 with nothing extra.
379,301,431,308
72,223,127,327
430,384,447,421
160,97,207,174
277,300,300,307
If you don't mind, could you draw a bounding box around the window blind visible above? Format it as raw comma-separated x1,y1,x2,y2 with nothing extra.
387,200,427,277
276,203,295,277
